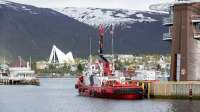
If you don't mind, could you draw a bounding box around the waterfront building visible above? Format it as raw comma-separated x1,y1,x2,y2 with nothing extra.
9,57,36,80
163,0,200,80
0,64,9,78
48,45,75,65
132,70,157,80
36,60,47,70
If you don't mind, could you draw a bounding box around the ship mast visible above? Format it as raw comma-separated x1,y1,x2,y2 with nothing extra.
110,25,115,73
98,24,104,55
98,24,112,76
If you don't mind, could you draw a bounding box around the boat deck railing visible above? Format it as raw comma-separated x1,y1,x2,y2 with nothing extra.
163,33,172,40
192,15,200,23
194,32,200,39
163,17,173,25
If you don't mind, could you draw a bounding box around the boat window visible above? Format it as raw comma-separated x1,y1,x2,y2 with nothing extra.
195,23,200,32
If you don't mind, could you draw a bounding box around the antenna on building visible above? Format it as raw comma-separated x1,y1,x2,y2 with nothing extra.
3,56,5,65
30,56,32,69
89,37,92,64
19,56,22,67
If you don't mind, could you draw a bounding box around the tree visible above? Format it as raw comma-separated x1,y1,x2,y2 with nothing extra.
77,64,84,73
62,63,70,73
49,64,56,73
31,62,37,71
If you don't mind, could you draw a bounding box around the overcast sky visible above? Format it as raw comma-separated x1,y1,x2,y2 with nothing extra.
7,0,175,10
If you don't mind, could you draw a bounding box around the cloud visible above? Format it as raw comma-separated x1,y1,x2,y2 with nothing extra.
7,0,174,11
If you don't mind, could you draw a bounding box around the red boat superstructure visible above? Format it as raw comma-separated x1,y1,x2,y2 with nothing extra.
75,24,143,100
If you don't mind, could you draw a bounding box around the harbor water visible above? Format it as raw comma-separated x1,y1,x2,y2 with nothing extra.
0,78,200,112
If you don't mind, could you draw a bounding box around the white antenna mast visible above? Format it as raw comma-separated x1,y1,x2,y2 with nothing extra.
89,37,92,65
19,56,21,67
3,56,5,65
30,56,32,69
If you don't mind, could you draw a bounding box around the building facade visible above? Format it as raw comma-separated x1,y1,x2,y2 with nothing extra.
164,1,200,80
48,45,75,65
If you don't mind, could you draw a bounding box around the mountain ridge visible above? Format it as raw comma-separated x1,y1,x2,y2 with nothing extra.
0,1,170,61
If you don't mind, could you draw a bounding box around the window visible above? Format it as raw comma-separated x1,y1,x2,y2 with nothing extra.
194,23,200,32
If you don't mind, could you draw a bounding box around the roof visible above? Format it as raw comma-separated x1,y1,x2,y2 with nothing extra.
48,45,75,64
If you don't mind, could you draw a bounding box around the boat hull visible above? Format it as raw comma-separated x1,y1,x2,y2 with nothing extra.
76,84,143,100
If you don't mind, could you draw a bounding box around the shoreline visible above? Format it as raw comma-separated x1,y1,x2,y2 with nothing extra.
36,76,78,78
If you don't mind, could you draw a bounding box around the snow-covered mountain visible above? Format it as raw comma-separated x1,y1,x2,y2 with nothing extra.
0,0,170,60
0,0,42,14
3,0,173,27
55,7,158,27
5,0,174,11
149,3,172,12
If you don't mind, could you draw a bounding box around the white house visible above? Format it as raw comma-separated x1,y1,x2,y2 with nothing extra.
132,70,157,80
9,57,36,80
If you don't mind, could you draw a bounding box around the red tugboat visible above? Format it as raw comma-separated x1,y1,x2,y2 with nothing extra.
75,25,143,100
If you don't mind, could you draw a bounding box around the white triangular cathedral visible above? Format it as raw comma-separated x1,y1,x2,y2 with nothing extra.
48,45,75,64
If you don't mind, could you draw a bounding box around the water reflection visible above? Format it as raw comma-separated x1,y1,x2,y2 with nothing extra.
169,100,200,112
0,78,200,112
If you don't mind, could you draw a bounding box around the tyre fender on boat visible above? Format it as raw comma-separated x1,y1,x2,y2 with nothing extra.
89,90,93,96
75,84,78,89
89,90,97,97
101,89,106,94
93,91,98,96
78,89,82,93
